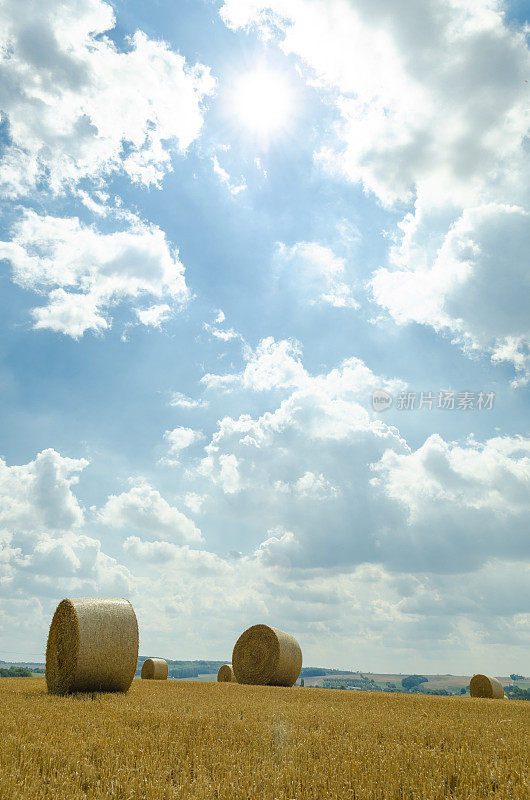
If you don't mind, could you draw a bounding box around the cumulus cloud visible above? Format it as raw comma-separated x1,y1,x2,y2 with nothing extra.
371,434,530,571
0,440,527,671
275,241,359,308
221,0,530,379
0,449,132,600
189,338,529,578
160,427,204,465
371,203,530,382
202,336,306,392
0,0,215,198
135,304,172,328
0,448,87,536
275,471,339,498
99,484,203,544
222,0,529,206
0,210,189,337
164,427,203,454
123,536,226,573
254,527,300,567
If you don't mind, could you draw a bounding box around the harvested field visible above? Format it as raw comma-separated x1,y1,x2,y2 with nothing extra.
0,677,527,799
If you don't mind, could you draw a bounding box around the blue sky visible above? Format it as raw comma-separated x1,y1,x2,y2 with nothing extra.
0,0,528,672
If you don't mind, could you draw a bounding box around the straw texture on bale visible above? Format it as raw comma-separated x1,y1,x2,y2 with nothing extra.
45,597,139,695
141,658,168,680
469,674,505,699
232,624,302,687
217,664,237,682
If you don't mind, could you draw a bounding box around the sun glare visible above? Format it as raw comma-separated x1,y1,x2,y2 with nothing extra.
233,69,293,139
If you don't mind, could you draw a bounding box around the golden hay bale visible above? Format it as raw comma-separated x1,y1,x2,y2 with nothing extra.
469,674,505,699
141,658,168,680
45,597,139,695
232,624,302,687
217,664,236,682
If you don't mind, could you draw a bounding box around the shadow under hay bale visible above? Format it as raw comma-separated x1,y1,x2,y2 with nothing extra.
469,674,505,699
141,658,168,680
217,664,236,682
232,624,302,687
45,597,139,695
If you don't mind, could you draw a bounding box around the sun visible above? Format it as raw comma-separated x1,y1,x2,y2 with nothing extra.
232,68,294,139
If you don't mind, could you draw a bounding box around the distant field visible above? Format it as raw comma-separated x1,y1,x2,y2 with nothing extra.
301,672,514,692
1,677,527,799
171,672,218,682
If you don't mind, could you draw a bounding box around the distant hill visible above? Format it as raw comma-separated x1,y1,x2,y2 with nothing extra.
135,658,230,679
1,658,526,697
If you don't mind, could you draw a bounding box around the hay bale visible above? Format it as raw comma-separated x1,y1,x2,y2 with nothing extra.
232,624,302,687
217,664,236,682
469,674,505,699
141,658,168,680
45,597,139,695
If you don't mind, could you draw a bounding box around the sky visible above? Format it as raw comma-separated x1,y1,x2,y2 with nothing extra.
0,0,529,674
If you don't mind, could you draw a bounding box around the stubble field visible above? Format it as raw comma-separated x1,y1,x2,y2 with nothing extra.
0,678,527,799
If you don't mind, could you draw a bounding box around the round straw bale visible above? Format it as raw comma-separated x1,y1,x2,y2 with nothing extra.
141,658,168,680
232,624,302,687
217,664,236,682
469,674,505,699
45,597,139,695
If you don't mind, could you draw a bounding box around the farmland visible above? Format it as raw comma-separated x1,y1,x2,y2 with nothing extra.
1,678,527,799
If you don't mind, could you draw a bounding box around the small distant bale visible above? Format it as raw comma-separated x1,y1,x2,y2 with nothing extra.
45,597,139,695
469,674,505,699
141,658,168,680
232,624,302,687
217,664,236,682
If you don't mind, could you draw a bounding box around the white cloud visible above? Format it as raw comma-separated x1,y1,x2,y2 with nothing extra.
0,449,131,600
371,434,530,552
212,155,247,195
99,484,203,544
0,0,215,197
275,241,359,308
275,471,339,498
0,448,87,536
135,304,172,328
218,453,241,494
190,337,528,577
222,0,528,206
221,0,530,380
169,392,209,409
20,532,130,591
371,203,530,382
183,493,204,513
122,535,181,564
123,536,226,572
197,451,242,494
0,210,189,337
202,336,306,393
1,443,528,672
203,309,244,343
161,427,204,464
254,527,300,567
